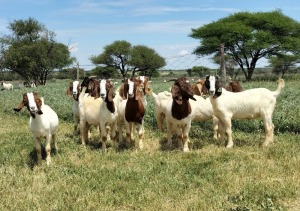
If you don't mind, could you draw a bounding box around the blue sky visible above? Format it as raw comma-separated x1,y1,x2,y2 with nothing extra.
1,0,300,70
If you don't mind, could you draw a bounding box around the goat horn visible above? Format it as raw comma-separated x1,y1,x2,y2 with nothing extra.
167,78,177,82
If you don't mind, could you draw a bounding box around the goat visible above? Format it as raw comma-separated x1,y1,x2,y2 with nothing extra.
149,90,171,131
13,92,59,165
149,88,219,139
204,75,285,148
191,79,205,96
1,82,14,91
225,80,243,92
118,78,146,149
98,79,119,150
78,77,103,146
165,77,196,152
66,80,81,135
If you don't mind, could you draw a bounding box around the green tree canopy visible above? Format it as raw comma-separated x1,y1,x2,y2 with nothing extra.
269,54,299,77
0,17,75,85
90,40,166,78
190,10,300,81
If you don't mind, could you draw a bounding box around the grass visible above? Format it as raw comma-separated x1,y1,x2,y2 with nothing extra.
0,76,299,210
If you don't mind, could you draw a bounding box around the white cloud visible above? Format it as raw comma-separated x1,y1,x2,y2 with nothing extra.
178,50,189,56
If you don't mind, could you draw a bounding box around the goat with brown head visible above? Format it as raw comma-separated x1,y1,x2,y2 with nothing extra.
66,80,81,101
14,92,43,118
100,79,116,113
123,78,145,124
168,77,196,120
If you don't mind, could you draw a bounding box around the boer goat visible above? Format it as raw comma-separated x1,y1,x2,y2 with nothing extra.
78,77,103,146
98,79,119,150
66,80,81,135
118,77,146,149
165,77,196,152
204,75,285,148
191,79,205,96
13,92,59,165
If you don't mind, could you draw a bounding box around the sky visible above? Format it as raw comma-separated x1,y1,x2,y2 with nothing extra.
1,0,300,70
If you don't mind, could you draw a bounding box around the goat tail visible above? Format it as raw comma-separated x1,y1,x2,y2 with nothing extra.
273,78,285,97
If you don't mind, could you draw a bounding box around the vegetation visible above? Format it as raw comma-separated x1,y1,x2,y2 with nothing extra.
0,74,299,210
190,10,300,81
0,17,74,85
90,40,166,78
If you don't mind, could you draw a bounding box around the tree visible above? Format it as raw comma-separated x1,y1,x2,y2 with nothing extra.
190,10,300,81
0,17,74,85
90,66,121,79
187,66,211,77
90,40,165,78
269,54,299,77
129,45,166,78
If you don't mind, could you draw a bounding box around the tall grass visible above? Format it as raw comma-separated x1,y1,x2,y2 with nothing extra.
0,77,299,210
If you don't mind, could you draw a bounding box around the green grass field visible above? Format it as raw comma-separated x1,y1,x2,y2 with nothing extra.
0,77,299,210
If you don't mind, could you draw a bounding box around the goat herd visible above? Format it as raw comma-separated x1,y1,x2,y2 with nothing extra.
12,76,285,165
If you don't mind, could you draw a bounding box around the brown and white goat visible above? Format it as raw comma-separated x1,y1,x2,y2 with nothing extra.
118,78,146,149
98,79,119,150
225,80,243,92
204,75,285,148
165,77,196,152
191,79,205,96
78,77,103,146
66,80,81,135
13,92,59,165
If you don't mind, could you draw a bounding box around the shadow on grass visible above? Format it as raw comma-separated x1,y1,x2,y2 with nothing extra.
27,146,58,170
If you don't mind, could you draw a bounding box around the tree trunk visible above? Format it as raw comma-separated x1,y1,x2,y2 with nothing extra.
246,67,254,81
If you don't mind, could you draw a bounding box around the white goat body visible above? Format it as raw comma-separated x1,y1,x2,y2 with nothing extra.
207,76,285,147
78,86,103,145
14,92,59,165
1,82,14,91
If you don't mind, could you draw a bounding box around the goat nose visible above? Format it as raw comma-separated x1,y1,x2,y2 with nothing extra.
30,106,36,110
100,93,105,97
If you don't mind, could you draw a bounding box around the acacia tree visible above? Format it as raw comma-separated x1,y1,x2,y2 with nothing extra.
90,40,165,78
190,10,300,81
1,17,74,85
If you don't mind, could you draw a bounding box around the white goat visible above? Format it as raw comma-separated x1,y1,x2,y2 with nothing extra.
1,82,14,91
149,90,171,131
66,80,81,135
205,76,285,148
14,92,59,165
165,77,197,152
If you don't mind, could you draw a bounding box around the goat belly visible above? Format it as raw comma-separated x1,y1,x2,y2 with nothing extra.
125,100,145,124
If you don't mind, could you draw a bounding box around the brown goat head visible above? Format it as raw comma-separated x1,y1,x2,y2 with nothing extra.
169,77,196,102
13,92,43,118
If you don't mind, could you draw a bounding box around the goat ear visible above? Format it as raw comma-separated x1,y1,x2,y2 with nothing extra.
108,86,115,101
171,84,180,98
119,84,127,100
13,101,24,112
66,82,73,96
